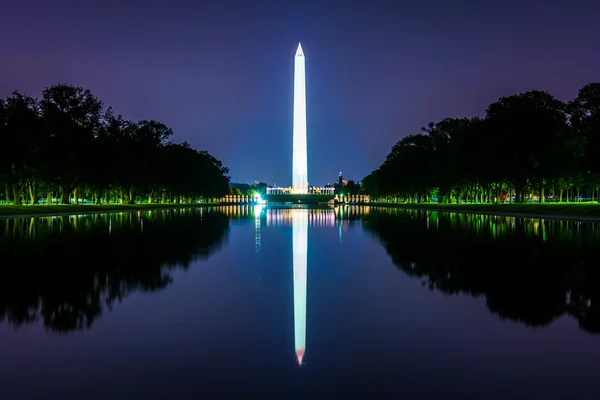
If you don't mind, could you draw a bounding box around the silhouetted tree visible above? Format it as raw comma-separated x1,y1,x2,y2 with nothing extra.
569,83,600,201
363,85,597,203
343,180,361,195
0,84,230,205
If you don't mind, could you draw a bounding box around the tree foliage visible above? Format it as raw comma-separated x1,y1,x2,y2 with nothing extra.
363,85,600,203
0,84,230,205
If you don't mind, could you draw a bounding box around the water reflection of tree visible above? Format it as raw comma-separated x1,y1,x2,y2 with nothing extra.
363,208,600,334
0,209,229,333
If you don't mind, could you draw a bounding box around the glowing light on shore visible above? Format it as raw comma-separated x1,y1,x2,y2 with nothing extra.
255,194,266,205
292,209,308,364
292,43,308,194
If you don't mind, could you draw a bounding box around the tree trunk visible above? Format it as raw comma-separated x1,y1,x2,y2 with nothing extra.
73,188,80,205
59,186,70,204
5,183,12,203
3,184,8,203
148,188,155,204
28,181,39,205
12,183,22,206
540,187,545,203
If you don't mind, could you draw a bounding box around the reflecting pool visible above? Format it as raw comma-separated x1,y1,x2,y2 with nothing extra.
0,205,599,399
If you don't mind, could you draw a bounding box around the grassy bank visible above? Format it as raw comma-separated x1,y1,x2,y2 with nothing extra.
0,203,219,218
370,202,600,220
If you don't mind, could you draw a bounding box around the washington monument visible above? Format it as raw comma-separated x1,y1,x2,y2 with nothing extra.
292,43,308,194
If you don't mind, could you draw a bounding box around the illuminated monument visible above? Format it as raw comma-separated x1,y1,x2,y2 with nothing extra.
266,44,335,196
292,43,308,194
292,209,308,364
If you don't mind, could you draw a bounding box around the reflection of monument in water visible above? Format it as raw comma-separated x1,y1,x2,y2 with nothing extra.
292,209,308,364
254,206,344,364
263,207,335,365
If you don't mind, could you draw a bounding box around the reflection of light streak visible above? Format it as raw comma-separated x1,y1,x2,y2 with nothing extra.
292,209,308,365
254,205,263,253
265,208,335,227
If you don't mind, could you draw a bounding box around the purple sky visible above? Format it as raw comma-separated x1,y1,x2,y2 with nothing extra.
2,0,600,185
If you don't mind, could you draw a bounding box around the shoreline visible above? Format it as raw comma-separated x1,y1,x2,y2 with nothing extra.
368,202,600,222
2,202,600,222
0,203,220,220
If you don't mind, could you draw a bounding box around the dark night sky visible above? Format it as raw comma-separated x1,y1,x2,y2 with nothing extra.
1,0,600,186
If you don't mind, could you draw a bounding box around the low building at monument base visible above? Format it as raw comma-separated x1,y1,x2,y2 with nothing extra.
266,186,335,195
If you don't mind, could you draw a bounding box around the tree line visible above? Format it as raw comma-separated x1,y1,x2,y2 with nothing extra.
362,83,600,203
0,84,230,205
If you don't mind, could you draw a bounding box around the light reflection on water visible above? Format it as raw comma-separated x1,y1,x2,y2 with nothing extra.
1,205,600,398
0,208,229,332
361,206,600,334
2,204,600,336
291,209,308,365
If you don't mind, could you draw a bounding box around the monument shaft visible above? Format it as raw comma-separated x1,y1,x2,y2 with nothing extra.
292,43,308,194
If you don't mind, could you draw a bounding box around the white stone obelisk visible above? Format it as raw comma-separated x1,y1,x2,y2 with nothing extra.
292,209,308,365
292,43,308,194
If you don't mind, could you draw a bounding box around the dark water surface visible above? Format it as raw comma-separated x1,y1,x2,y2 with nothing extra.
1,206,600,399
